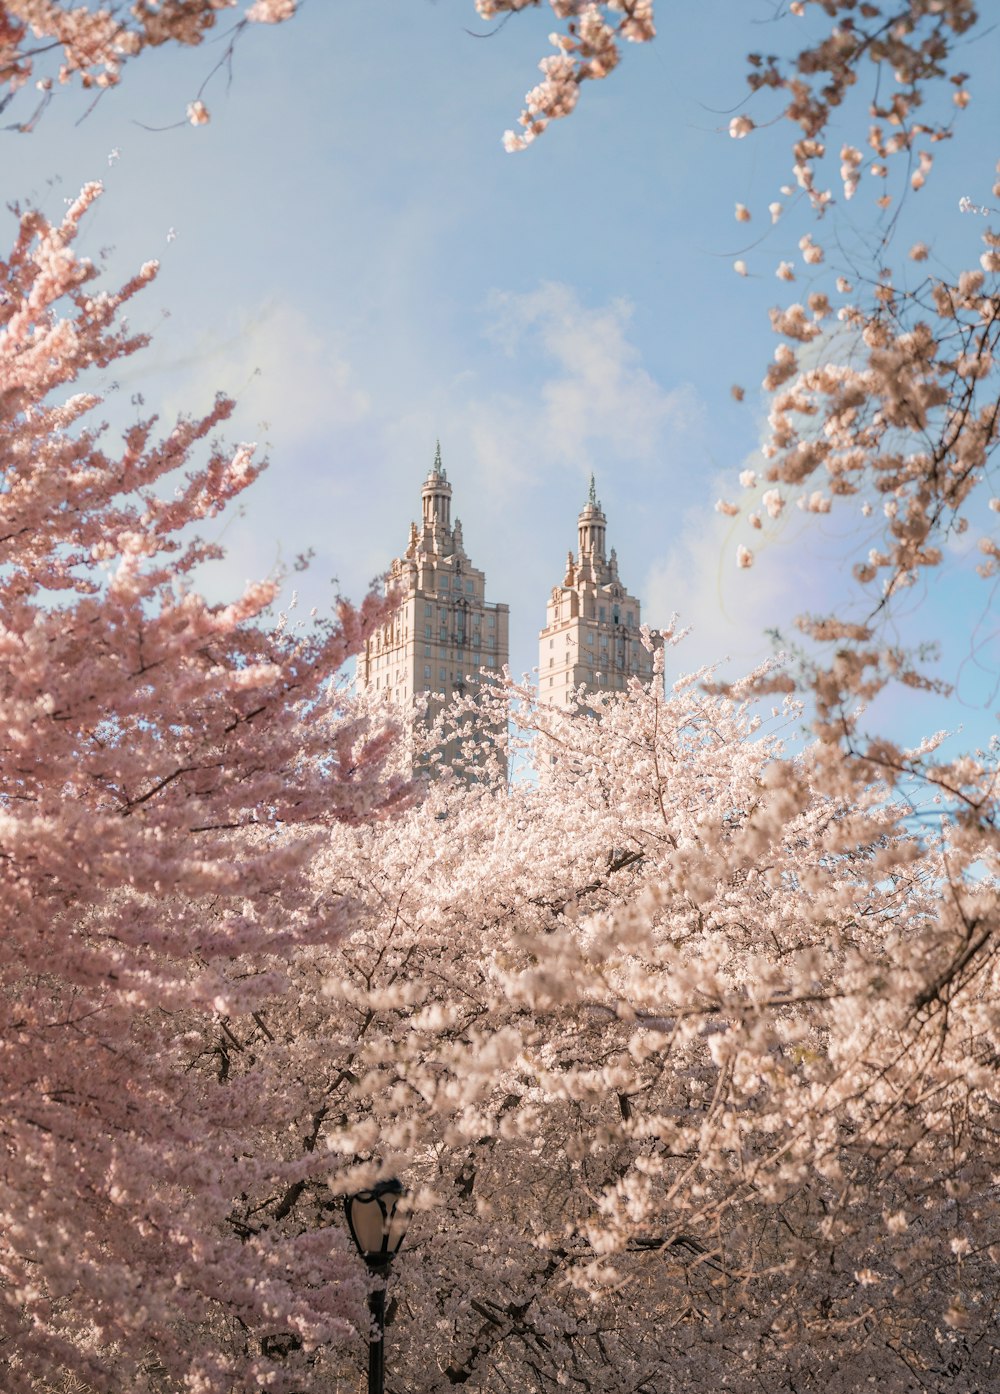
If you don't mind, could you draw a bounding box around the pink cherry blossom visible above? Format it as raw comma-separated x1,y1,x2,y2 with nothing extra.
0,183,410,1392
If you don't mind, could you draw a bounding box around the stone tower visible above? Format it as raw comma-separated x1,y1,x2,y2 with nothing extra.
538,476,654,707
358,444,510,712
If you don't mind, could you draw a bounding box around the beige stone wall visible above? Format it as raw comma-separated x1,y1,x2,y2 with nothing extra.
358,453,510,712
358,463,656,732
538,483,655,710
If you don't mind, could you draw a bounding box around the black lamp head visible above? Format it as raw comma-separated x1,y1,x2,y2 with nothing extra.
344,1178,409,1269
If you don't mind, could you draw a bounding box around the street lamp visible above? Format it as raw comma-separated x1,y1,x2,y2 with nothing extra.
344,1179,409,1394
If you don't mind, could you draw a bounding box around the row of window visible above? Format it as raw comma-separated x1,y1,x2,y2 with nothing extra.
428,576,476,595
422,662,496,681
425,644,488,660
547,634,638,652
373,610,498,651
372,633,497,669
423,624,498,644
423,601,497,624
372,656,498,692
372,625,406,651
548,672,626,688
548,648,635,667
552,604,635,625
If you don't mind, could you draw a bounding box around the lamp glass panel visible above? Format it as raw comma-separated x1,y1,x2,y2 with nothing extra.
386,1196,409,1254
351,1196,389,1256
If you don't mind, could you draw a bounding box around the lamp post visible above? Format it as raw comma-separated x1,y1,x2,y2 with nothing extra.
344,1178,409,1394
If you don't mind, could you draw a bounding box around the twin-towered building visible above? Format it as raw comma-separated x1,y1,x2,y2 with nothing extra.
357,444,510,710
538,474,655,703
357,446,654,711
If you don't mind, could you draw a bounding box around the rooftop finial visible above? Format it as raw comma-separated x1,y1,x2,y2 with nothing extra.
433,439,443,477
588,473,597,506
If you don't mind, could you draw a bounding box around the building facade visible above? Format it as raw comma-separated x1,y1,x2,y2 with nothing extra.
538,477,655,708
357,445,510,710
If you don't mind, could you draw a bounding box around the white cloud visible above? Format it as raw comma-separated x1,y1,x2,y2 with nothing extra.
149,301,371,449
105,303,375,615
644,456,858,682
467,282,703,500
646,462,996,757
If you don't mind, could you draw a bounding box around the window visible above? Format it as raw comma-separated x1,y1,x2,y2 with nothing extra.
549,657,554,667
439,667,447,681
601,633,608,647
549,638,554,649
425,603,432,616
626,610,634,626
613,606,620,625
424,624,431,638
440,576,449,589
549,677,554,687
423,665,431,679
599,606,606,621
488,613,495,628
424,644,431,657
465,579,474,594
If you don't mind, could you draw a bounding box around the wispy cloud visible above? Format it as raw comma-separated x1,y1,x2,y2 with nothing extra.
644,449,867,682
463,282,703,502
155,301,371,448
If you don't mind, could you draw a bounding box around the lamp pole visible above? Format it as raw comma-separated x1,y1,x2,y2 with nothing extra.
365,1280,387,1394
344,1178,409,1394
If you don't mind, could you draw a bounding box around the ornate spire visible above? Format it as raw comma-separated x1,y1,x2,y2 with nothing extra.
421,443,453,537
577,473,607,565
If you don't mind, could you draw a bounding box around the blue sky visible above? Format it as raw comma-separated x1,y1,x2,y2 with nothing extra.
7,0,998,746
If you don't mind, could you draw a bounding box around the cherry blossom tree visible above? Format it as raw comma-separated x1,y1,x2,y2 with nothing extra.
473,0,655,151
191,646,995,1393
0,181,413,1392
433,10,999,1386
491,3,995,746
4,6,998,1390
483,0,999,928
0,1,297,129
